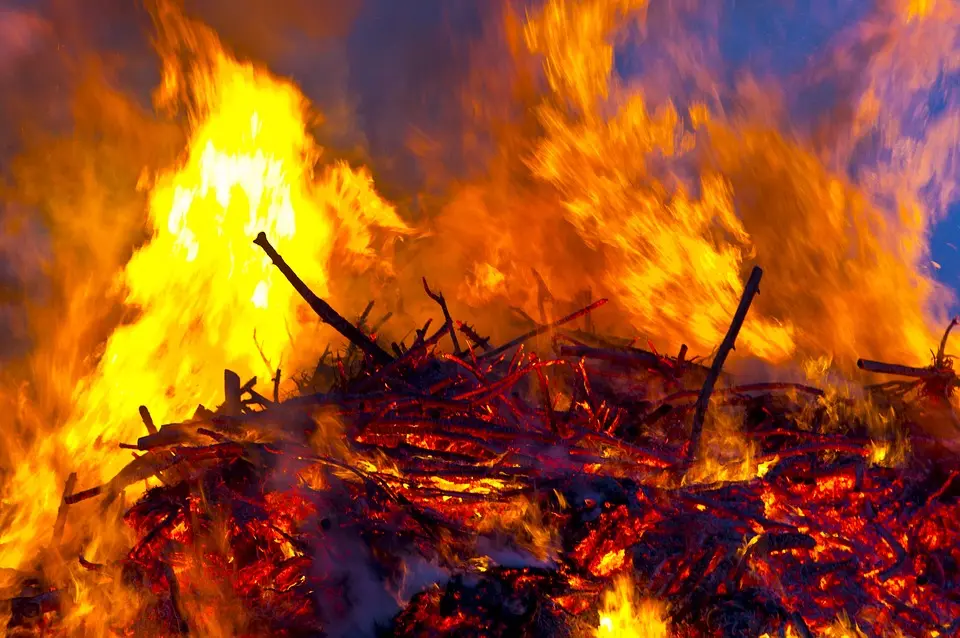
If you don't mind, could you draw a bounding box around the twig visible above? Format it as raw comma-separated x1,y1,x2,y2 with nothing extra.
457,322,492,351
253,232,393,366
936,316,959,368
359,300,375,326
877,524,908,582
479,299,608,361
532,269,554,326
64,486,104,505
370,311,393,336
581,288,594,333
344,302,376,360
686,266,763,466
422,277,461,354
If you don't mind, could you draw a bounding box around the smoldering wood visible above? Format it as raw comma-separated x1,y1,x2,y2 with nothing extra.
422,277,461,355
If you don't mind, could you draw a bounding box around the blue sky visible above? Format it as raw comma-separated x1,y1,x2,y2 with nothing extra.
614,0,960,311
932,204,960,306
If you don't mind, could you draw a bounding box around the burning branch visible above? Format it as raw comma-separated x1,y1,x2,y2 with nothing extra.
856,359,944,379
422,277,461,354
253,232,394,365
686,266,763,466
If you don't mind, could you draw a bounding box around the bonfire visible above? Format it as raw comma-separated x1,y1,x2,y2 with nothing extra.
1,0,959,636
4,233,960,636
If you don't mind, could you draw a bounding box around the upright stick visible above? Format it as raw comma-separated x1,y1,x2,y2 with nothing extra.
686,266,763,466
253,232,394,366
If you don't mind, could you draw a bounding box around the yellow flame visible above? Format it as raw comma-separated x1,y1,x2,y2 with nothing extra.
0,7,407,578
818,613,869,637
596,575,669,637
684,409,762,485
422,0,944,369
901,0,937,21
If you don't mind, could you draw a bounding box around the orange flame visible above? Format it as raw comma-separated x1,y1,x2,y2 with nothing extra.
0,0,956,631
421,0,946,368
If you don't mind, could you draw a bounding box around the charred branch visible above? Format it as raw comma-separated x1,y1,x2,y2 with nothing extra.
686,266,763,466
253,232,393,365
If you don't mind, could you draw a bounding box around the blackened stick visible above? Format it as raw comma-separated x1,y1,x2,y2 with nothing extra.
253,232,393,366
857,359,940,379
686,266,763,466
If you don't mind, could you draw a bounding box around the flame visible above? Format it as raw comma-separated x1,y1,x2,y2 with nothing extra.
683,409,762,485
818,613,870,637
523,0,794,363
800,356,912,466
0,5,407,573
901,0,938,22
419,0,947,369
596,575,668,637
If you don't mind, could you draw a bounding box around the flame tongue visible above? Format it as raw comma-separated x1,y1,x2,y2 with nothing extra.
597,576,668,637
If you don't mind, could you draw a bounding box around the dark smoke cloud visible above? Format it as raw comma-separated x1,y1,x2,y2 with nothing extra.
185,0,361,61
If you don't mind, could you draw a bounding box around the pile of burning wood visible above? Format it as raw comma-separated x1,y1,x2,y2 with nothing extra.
6,233,960,636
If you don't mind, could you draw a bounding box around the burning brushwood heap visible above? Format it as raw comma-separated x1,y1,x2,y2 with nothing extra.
4,234,960,637
0,0,956,634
